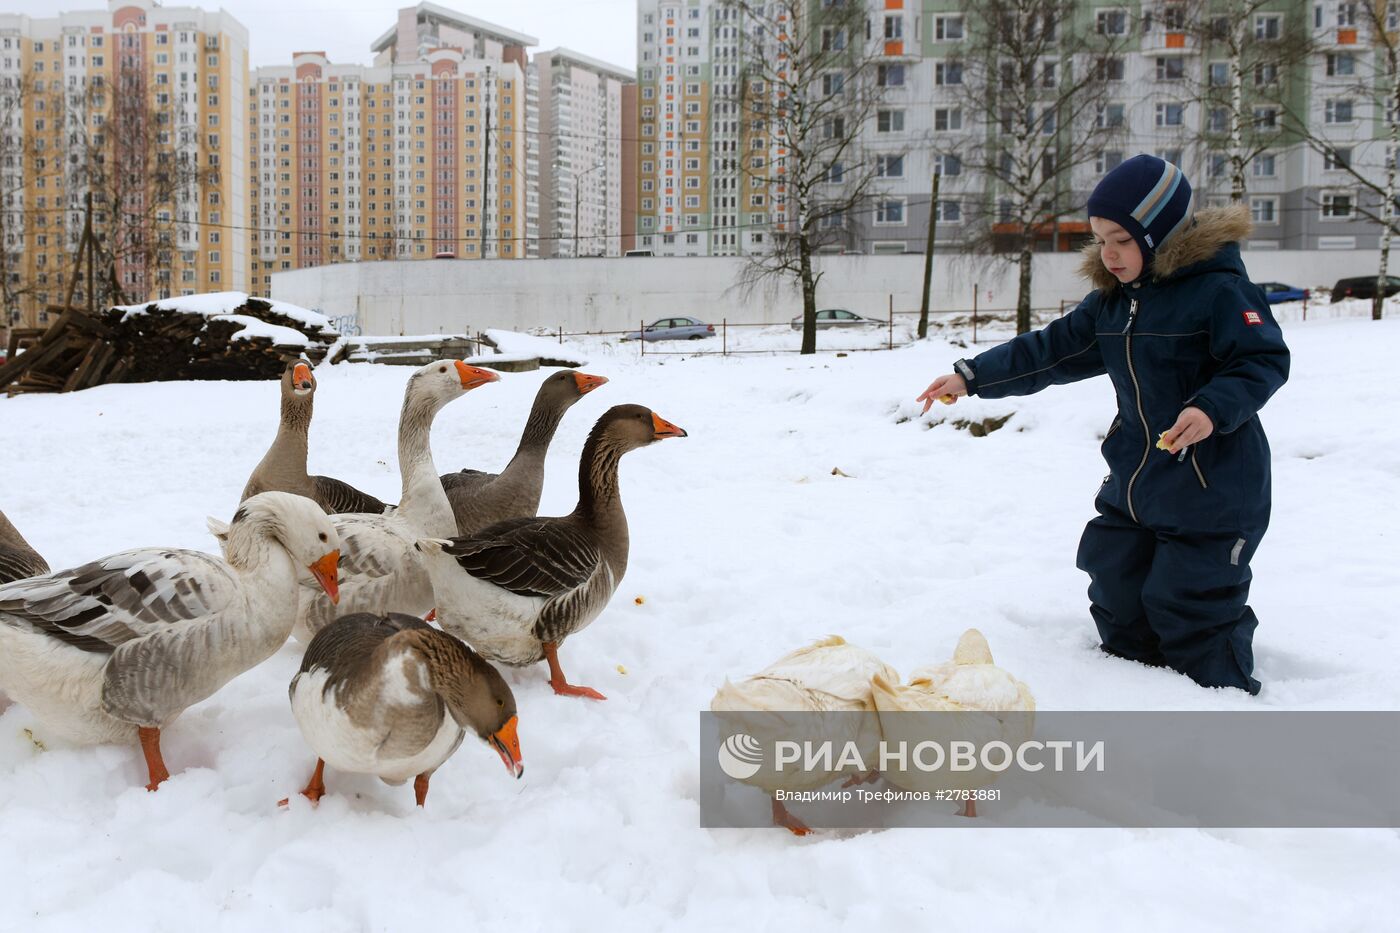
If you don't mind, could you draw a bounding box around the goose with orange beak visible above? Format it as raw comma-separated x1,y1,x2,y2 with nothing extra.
285,612,522,809
285,360,501,643
0,492,340,791
242,359,390,515
418,404,687,700
441,369,610,535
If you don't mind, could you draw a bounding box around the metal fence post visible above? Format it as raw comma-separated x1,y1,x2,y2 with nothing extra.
888,294,894,350
972,284,979,344
723,318,727,356
639,319,645,358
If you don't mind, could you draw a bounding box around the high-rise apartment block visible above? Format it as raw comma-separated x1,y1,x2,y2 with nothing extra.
633,0,1396,256
1,0,248,327
533,48,633,257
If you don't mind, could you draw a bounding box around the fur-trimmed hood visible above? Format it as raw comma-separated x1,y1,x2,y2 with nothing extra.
1078,204,1253,293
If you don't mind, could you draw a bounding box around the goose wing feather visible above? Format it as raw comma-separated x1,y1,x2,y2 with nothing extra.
442,518,601,598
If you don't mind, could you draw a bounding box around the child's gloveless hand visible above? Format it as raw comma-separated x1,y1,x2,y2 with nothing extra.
917,374,967,413
1162,406,1214,454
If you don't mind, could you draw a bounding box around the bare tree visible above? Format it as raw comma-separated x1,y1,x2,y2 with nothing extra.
1170,1,1313,202
59,63,212,309
947,0,1129,334
1281,3,1396,321
725,0,896,354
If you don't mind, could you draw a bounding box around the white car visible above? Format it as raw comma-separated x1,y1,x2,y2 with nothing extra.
790,309,883,330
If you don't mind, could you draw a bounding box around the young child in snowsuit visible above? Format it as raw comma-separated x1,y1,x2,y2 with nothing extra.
918,155,1289,694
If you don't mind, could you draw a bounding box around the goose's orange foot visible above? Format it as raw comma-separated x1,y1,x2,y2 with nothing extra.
283,758,327,806
543,641,606,701
414,773,431,807
959,799,978,818
138,726,170,792
772,798,813,836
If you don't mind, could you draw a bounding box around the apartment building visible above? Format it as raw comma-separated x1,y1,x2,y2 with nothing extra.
532,48,634,258
634,0,1395,256
1,0,248,328
247,5,535,292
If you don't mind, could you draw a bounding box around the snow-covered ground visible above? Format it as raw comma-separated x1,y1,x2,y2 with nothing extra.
1,314,1397,929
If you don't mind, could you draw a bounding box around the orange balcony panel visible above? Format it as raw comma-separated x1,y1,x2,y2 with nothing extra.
1165,32,1186,48
884,41,903,56
884,0,903,7
1338,28,1357,44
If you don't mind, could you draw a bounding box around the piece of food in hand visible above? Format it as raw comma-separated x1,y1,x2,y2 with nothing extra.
616,664,628,676
939,395,956,404
1156,431,1172,451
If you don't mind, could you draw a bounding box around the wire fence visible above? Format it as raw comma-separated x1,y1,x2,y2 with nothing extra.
533,300,1075,359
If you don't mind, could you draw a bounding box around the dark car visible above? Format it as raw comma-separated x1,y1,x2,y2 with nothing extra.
1330,275,1400,302
622,316,716,341
1256,282,1309,304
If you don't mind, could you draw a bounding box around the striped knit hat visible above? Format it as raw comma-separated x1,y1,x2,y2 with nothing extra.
1086,154,1193,272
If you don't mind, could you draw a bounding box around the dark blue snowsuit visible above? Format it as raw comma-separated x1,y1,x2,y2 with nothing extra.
954,209,1289,694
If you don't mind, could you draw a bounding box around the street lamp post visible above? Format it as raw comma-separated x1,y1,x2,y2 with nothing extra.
573,160,607,258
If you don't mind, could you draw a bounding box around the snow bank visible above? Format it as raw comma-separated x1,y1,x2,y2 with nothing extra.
483,328,589,366
212,314,314,347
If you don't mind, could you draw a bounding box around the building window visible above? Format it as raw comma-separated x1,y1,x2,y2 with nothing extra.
1250,196,1278,224
1324,148,1352,171
1208,107,1229,133
1156,57,1185,81
877,64,905,87
1321,190,1354,219
1252,152,1277,177
1097,151,1125,174
933,107,962,131
933,153,961,176
876,110,905,132
875,198,906,225
1208,62,1229,86
934,62,963,86
877,154,905,177
935,200,962,223
1253,106,1279,130
1327,53,1355,77
934,15,964,40
1254,14,1281,40
1096,103,1125,128
1097,10,1128,35
1096,56,1125,81
1325,99,1355,123
1208,153,1228,177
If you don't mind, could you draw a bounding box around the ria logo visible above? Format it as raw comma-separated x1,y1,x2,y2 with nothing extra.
717,733,763,780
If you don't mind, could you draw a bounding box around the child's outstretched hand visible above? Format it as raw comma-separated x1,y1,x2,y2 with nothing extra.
1161,406,1214,454
917,374,967,413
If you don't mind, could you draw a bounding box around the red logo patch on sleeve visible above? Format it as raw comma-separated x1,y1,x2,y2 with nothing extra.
1243,310,1263,325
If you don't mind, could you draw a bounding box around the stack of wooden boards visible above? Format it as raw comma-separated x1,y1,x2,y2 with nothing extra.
0,298,339,396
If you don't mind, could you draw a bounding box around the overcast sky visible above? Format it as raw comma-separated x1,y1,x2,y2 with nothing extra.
5,0,639,70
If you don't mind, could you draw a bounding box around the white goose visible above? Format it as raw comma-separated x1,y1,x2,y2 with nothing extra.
0,492,340,790
289,359,499,642
710,635,898,835
871,629,1035,818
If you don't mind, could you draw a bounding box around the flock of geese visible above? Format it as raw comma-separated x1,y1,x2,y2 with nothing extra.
0,358,685,807
0,356,1036,835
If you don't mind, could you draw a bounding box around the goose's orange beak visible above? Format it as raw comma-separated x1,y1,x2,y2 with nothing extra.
454,361,501,390
490,715,524,779
572,372,609,395
292,362,313,391
651,411,687,439
308,550,340,604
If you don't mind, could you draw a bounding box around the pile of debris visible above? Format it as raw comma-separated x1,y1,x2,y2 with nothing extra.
0,294,339,396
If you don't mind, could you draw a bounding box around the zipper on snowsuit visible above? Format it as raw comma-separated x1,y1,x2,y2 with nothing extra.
1123,298,1151,523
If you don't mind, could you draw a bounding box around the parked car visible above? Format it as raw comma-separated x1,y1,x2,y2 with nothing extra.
789,309,884,330
1330,275,1400,302
1255,282,1310,304
622,316,716,341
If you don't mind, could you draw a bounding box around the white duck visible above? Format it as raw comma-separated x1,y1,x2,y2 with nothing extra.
286,611,523,808
0,492,340,790
710,636,899,836
871,628,1035,817
215,360,500,643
